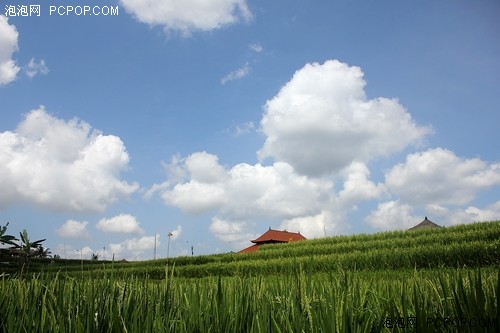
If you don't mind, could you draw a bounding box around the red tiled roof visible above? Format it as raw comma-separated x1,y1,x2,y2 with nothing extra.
251,228,306,243
238,228,307,254
238,244,260,254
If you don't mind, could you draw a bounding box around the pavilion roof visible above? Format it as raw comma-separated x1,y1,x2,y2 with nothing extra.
408,217,441,230
251,228,306,244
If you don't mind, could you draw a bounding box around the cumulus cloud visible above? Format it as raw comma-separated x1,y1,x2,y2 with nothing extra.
365,148,500,230
119,0,252,35
154,151,337,244
280,211,335,239
0,107,138,212
385,148,500,206
163,181,227,214
154,60,433,241
158,152,333,220
153,59,499,246
221,62,250,84
0,15,20,85
447,201,500,225
24,58,49,78
96,214,144,234
365,200,417,230
61,246,94,260
56,220,90,238
168,225,182,240
258,59,431,177
209,217,256,249
109,235,157,259
338,162,386,209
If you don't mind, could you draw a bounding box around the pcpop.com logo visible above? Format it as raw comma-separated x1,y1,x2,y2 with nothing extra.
426,317,497,329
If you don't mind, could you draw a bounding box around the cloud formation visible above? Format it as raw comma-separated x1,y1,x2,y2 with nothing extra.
154,151,337,243
221,62,250,84
258,60,431,177
386,148,500,206
56,220,90,238
161,152,332,220
96,214,145,234
109,235,157,259
168,225,183,240
0,16,20,85
24,58,49,78
365,200,416,230
0,107,138,212
119,0,252,35
366,148,500,230
153,59,499,246
209,217,256,249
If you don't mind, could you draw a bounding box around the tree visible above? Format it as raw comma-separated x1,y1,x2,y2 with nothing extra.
91,253,100,260
0,223,17,247
17,229,46,258
35,245,51,258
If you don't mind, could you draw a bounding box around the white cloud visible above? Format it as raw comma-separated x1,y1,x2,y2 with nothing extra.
249,43,263,53
168,225,182,240
163,181,227,214
221,62,250,84
184,151,228,183
447,201,500,225
109,235,158,260
153,59,500,246
338,162,386,208
280,211,335,239
157,153,334,220
258,59,431,177
385,148,500,206
153,151,338,244
119,0,252,35
0,15,20,85
24,58,49,78
209,217,255,249
0,107,138,212
56,220,90,238
233,121,255,136
96,214,144,234
365,200,417,230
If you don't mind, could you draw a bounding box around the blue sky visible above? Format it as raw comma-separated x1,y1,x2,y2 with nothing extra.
1,0,499,260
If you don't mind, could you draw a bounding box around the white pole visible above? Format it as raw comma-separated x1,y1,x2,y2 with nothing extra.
167,232,173,260
154,234,157,260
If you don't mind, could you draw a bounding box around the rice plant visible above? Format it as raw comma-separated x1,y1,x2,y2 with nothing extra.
0,267,498,332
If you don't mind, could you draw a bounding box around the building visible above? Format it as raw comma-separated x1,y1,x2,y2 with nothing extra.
408,217,441,230
239,228,306,253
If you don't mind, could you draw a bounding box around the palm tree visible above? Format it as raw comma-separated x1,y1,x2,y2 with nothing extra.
0,223,17,247
18,229,46,258
35,245,51,258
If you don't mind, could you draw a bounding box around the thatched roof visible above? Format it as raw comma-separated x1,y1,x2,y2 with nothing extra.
408,217,441,230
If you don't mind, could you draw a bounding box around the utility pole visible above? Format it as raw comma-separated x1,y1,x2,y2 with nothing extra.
167,232,173,260
153,234,157,260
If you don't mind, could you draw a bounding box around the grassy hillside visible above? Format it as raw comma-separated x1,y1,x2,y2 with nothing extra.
1,221,499,332
29,220,499,279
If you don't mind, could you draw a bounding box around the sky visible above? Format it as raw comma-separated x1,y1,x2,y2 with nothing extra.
1,0,499,260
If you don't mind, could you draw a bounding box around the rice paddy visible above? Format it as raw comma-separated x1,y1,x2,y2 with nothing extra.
1,221,499,332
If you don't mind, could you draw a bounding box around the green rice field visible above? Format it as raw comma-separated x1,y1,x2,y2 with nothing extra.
1,221,499,332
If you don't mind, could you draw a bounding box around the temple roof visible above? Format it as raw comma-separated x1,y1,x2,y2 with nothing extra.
408,217,441,230
238,228,307,253
251,228,306,244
